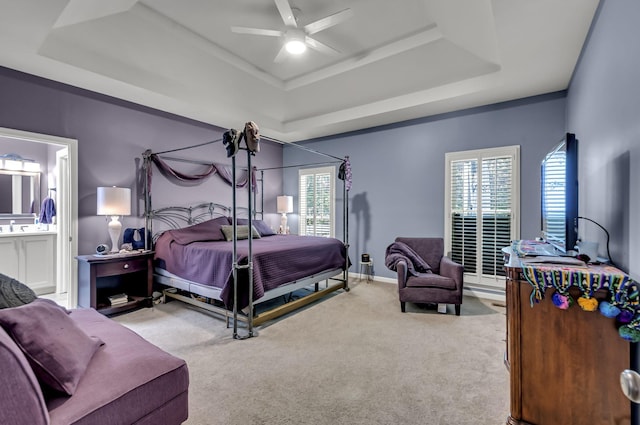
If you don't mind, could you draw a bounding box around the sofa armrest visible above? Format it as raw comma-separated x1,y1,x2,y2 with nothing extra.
440,256,464,291
396,260,409,289
0,328,50,425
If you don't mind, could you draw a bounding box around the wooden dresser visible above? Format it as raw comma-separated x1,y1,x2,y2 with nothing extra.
504,254,632,425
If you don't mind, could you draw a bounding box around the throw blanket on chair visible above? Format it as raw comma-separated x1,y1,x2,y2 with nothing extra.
385,241,432,276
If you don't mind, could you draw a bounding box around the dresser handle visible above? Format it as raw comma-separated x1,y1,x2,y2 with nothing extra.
123,263,129,269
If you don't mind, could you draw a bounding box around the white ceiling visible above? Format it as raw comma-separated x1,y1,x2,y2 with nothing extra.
0,0,599,142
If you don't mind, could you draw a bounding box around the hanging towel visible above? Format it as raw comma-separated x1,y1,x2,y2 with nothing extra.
39,197,56,224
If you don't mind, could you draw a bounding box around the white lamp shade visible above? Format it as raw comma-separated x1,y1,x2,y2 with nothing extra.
277,196,293,214
97,187,131,216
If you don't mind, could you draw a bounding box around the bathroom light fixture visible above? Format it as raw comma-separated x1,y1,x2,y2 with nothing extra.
22,161,41,172
276,195,293,233
3,158,24,171
97,186,131,253
0,154,41,172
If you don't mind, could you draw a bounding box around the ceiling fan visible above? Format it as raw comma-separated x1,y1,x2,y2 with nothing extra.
231,0,353,62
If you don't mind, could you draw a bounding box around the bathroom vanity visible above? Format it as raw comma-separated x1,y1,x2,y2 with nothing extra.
0,228,56,294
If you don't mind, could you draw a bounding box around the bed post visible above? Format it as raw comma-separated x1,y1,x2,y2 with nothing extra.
143,150,152,251
232,146,256,340
246,151,255,337
231,155,240,339
343,156,350,289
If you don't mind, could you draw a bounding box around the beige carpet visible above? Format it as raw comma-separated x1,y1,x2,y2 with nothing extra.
115,280,510,425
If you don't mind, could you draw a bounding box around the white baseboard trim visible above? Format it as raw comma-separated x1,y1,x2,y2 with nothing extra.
348,272,396,284
349,272,506,303
463,287,505,302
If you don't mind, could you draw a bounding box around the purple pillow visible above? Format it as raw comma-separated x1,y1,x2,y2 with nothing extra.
170,216,230,244
236,218,276,236
0,299,103,395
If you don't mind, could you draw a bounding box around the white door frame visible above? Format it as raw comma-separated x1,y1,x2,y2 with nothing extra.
56,148,70,294
0,127,78,307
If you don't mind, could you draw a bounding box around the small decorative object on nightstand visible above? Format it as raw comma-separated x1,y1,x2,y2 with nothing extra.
75,251,153,315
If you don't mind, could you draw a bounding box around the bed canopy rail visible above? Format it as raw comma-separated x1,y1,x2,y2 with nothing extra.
142,125,351,340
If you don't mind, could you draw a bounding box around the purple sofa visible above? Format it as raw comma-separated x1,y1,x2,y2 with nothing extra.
0,302,189,425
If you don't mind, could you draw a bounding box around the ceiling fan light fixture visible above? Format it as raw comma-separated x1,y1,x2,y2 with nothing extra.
284,29,306,54
285,39,306,54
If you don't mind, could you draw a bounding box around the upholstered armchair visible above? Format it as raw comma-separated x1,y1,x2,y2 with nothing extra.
385,237,464,315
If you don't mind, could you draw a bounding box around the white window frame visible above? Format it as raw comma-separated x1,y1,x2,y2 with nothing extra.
444,145,520,291
298,166,336,238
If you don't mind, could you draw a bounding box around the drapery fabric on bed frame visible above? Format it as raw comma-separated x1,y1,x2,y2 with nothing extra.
142,135,350,339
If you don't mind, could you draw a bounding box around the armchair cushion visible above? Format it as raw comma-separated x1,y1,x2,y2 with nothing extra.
406,273,456,290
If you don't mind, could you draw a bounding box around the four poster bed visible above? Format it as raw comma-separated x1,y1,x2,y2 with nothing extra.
142,128,351,339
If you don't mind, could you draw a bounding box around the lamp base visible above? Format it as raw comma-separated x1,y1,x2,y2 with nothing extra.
107,216,122,253
280,213,288,234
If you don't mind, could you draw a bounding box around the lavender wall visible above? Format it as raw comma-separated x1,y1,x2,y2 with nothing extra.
566,0,640,399
567,0,639,280
0,67,283,255
284,93,567,278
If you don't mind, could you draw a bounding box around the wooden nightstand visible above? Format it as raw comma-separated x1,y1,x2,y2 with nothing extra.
76,251,154,315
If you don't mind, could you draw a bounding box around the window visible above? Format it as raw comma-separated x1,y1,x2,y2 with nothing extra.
299,166,335,237
445,146,520,291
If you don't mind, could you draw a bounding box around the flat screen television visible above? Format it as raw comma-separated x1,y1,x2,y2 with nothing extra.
541,132,578,254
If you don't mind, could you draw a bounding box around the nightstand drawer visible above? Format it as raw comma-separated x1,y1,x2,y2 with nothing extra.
95,257,147,277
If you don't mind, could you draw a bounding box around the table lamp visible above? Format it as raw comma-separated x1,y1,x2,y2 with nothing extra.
97,186,131,253
276,195,293,234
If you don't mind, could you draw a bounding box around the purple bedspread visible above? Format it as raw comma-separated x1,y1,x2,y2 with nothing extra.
154,233,347,309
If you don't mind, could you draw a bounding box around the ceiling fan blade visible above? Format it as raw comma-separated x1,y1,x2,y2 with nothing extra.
305,36,340,55
304,8,353,35
231,26,283,37
274,0,297,27
274,45,289,63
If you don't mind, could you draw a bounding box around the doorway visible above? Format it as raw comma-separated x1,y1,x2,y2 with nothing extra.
0,127,78,308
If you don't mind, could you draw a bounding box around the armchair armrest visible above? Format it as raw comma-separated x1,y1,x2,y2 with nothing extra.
440,256,464,291
396,260,409,289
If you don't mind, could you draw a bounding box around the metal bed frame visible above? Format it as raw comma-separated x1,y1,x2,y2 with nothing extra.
142,137,350,339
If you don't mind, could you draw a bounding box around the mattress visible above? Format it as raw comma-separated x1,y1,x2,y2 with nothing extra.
154,232,347,309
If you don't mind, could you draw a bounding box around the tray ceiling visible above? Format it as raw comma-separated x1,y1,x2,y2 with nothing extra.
0,0,599,141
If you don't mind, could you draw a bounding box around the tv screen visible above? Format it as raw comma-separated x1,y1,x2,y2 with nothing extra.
541,133,578,253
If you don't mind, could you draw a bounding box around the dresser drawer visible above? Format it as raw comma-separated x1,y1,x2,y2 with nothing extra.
95,257,147,277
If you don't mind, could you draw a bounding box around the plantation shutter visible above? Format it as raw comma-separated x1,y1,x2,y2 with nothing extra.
450,159,478,274
445,146,519,292
299,167,335,237
480,157,513,277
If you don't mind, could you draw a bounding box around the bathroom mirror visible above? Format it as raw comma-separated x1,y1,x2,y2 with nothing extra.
0,170,41,217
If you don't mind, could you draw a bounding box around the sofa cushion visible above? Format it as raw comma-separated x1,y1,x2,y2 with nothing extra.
0,326,50,425
47,309,189,425
406,273,456,290
0,272,37,309
0,299,103,396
